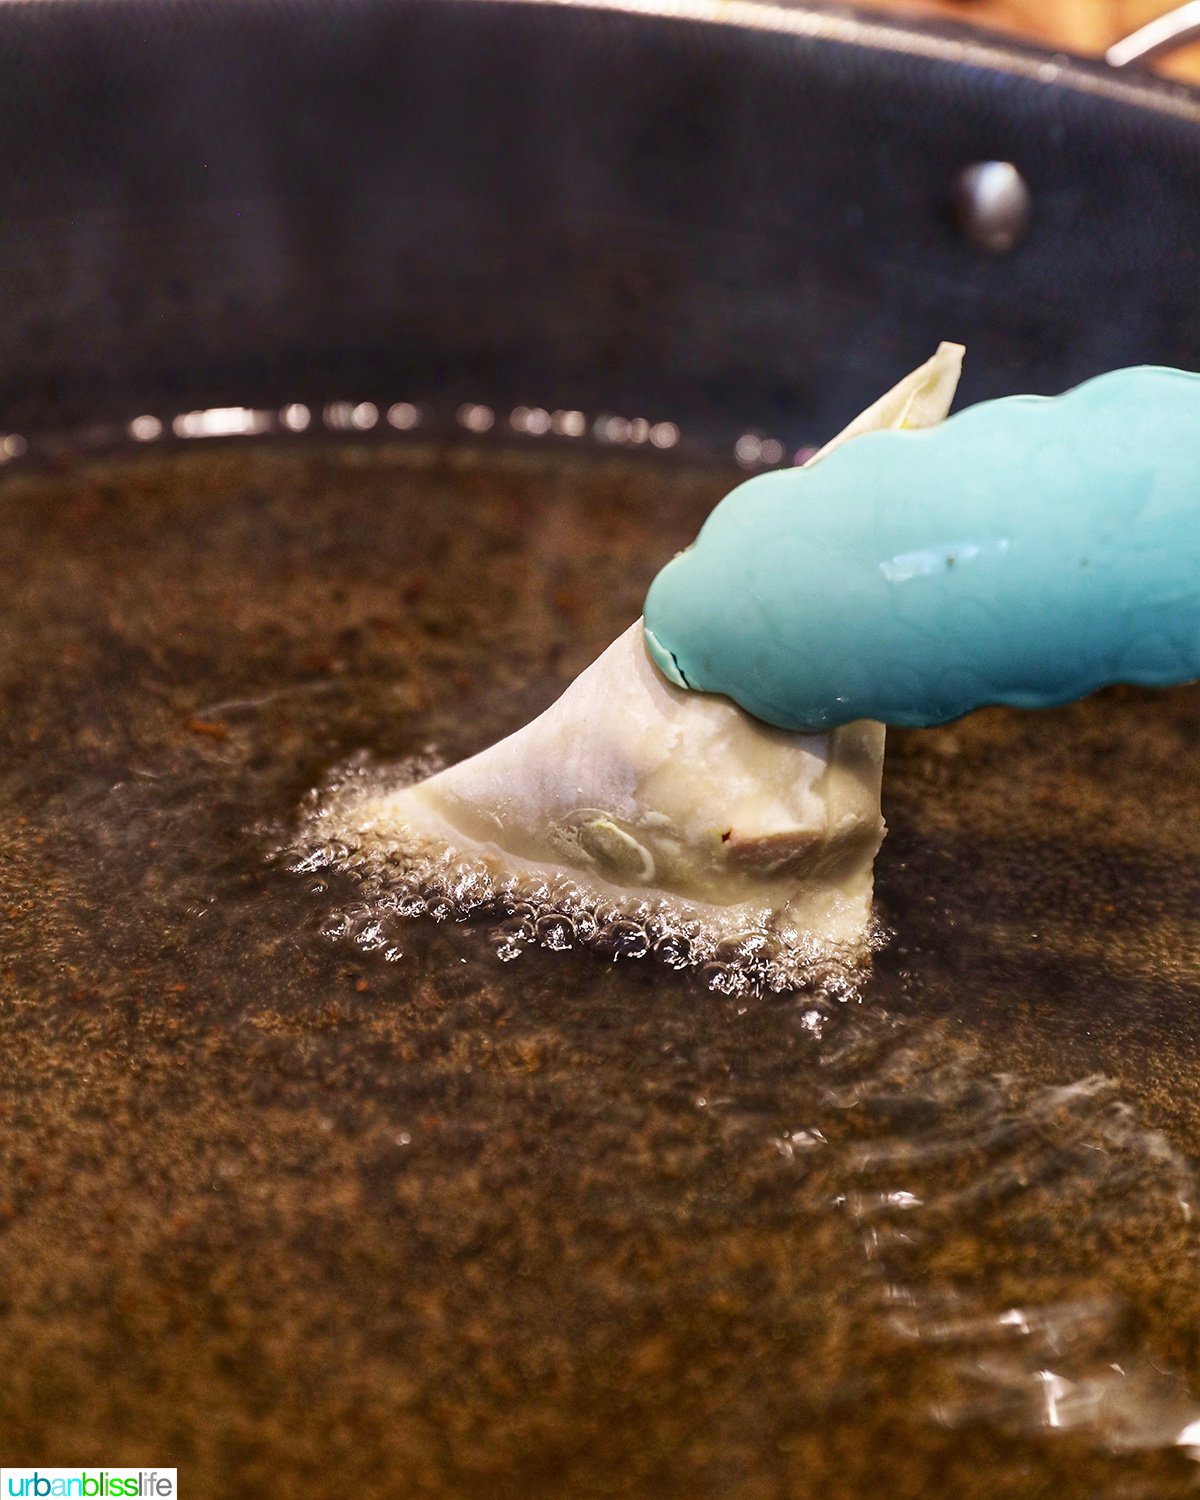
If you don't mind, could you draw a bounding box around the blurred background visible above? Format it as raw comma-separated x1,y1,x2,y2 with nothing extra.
867,0,1200,76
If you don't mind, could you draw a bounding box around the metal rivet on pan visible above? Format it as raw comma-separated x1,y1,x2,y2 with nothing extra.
954,161,1032,254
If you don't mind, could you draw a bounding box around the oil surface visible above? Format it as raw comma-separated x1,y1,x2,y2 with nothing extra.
2,441,1200,1499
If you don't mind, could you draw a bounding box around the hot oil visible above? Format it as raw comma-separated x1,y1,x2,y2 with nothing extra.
282,746,886,994
2,440,1200,1499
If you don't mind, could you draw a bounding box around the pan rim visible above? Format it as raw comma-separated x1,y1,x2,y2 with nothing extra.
468,0,1200,123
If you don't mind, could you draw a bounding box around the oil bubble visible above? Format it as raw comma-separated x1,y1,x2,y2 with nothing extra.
601,920,651,960
653,933,693,969
536,914,575,950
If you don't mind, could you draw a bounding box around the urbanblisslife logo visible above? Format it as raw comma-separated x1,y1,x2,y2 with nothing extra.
1,1474,176,1498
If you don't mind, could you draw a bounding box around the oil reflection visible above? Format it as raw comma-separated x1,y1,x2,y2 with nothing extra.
822,1001,1200,1465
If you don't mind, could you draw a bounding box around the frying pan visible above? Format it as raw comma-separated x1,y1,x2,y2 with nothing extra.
4,3,1200,1497
2,0,1200,454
